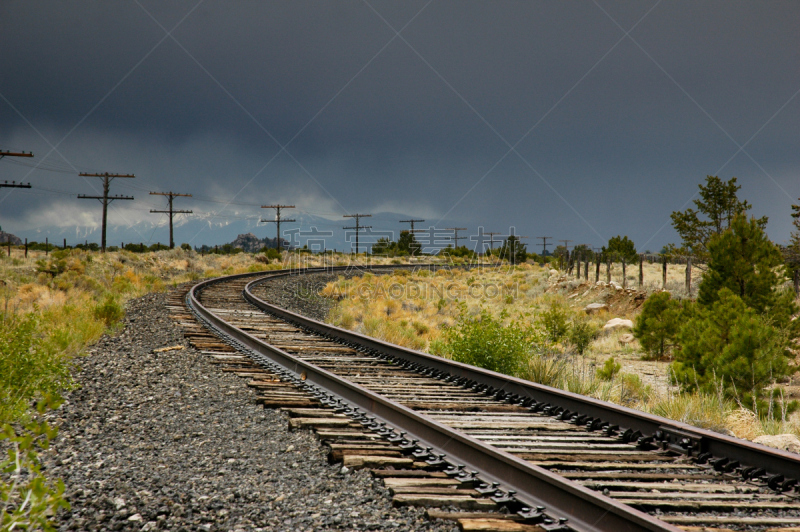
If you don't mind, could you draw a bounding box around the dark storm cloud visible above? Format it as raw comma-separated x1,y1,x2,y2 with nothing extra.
1,1,799,249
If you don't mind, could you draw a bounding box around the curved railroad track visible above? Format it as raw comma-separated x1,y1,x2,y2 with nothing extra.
179,265,800,532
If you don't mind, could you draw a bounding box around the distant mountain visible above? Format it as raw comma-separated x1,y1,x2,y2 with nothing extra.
227,233,287,253
0,231,21,245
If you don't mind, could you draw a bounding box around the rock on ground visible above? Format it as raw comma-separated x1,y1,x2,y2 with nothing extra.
753,434,800,454
602,318,634,332
583,303,608,314
42,289,456,532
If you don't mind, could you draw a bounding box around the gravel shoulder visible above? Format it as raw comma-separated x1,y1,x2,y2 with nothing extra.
43,288,454,532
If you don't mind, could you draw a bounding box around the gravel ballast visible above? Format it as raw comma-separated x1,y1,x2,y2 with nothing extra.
250,269,402,322
44,289,455,532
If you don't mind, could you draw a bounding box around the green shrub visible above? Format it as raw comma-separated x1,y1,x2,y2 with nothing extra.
262,248,281,261
672,288,790,409
0,314,75,423
618,373,652,405
411,321,429,336
633,291,685,360
649,392,732,432
520,351,566,386
568,319,597,355
596,357,621,381
1,397,70,531
93,295,124,327
440,309,537,376
539,302,570,344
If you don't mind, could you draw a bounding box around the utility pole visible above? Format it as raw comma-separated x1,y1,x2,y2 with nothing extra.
77,172,134,252
558,239,572,251
343,213,372,254
537,236,552,256
149,191,192,249
399,219,424,256
445,227,467,248
1,152,34,203
261,205,296,252
486,232,501,252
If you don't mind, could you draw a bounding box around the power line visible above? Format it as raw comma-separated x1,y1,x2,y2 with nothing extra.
343,213,372,254
261,204,295,252
1,151,34,189
150,191,193,249
77,172,134,252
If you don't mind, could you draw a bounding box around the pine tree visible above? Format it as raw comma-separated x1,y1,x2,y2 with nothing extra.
697,214,795,326
499,235,527,264
672,288,789,408
633,291,686,360
602,235,638,263
670,175,767,260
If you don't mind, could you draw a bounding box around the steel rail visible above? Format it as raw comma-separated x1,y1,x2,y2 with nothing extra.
244,270,800,481
189,268,680,532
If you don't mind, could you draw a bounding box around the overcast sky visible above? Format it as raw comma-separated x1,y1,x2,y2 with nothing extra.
1,1,798,251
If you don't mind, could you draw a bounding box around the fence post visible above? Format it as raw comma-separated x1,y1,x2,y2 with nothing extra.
25,238,28,258
584,254,589,281
63,238,66,249
662,256,668,290
45,237,49,256
685,257,692,296
639,254,644,289
7,238,10,257
606,257,611,283
595,255,600,283
622,259,627,289
576,252,581,279
794,269,799,298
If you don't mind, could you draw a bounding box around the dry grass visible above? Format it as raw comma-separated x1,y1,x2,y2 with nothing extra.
323,263,548,350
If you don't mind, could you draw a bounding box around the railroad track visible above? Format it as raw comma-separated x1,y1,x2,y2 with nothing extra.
173,265,800,532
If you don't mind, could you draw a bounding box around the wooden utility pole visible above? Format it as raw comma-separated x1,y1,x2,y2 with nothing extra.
485,232,501,253
261,205,296,252
150,191,192,249
537,236,552,256
399,219,425,256
343,213,372,254
445,227,468,248
558,239,572,251
78,172,134,252
1,152,34,215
